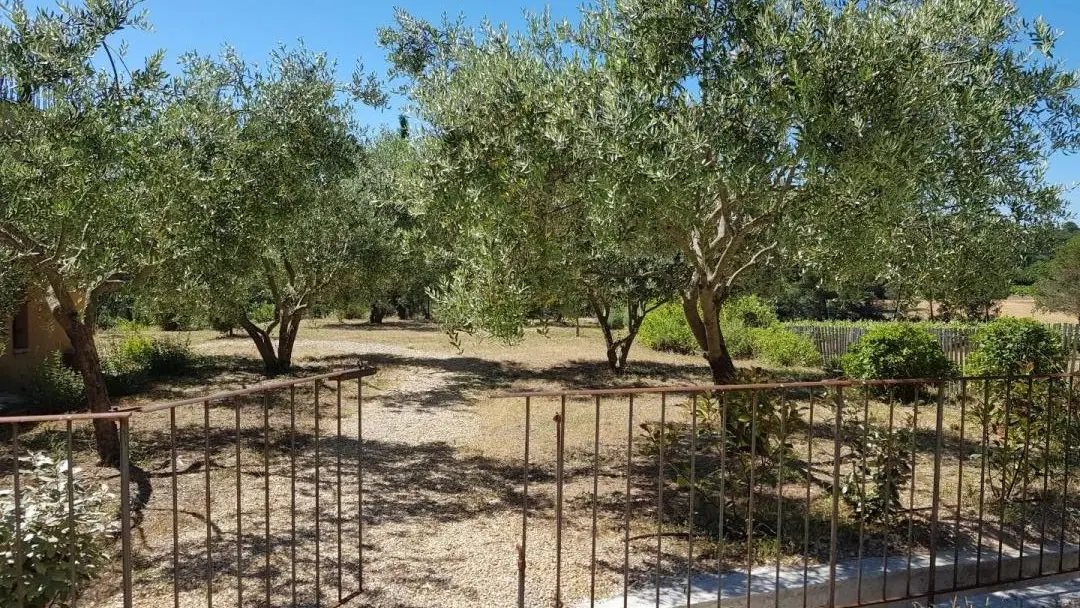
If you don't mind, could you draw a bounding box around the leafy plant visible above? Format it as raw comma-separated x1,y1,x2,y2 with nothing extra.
966,320,1069,503
721,295,778,329
639,302,698,354
0,453,114,607
841,323,956,401
749,326,822,367
21,352,86,414
841,410,913,527
966,317,1065,376
640,371,806,535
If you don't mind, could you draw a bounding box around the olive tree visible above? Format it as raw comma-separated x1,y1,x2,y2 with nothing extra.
384,0,1078,382
0,0,194,464
382,12,685,373
1035,234,1080,323
174,47,392,375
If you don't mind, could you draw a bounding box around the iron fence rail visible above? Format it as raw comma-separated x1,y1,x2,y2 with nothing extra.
0,367,374,608
502,373,1080,608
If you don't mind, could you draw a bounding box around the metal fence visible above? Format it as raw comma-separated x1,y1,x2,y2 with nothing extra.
1,366,374,608
501,373,1080,608
788,323,1080,371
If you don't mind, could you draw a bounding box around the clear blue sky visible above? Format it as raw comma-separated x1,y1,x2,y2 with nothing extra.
23,0,1080,216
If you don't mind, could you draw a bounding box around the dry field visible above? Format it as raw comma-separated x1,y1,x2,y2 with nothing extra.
10,319,1077,608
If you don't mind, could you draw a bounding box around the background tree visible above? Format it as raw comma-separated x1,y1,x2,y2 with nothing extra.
0,0,193,463
1034,233,1080,322
384,0,1078,382
381,15,685,372
175,47,392,375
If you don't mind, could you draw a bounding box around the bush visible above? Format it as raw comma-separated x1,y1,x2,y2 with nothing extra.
721,295,778,328
147,337,197,377
103,332,198,396
639,302,698,354
0,453,114,607
724,324,756,359
966,317,1065,376
1010,284,1036,298
750,326,823,367
21,352,85,414
840,323,955,400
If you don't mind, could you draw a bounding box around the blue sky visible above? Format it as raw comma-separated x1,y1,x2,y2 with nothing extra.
23,0,1080,215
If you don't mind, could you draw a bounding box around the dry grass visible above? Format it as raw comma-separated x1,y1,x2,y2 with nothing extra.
7,318,1076,608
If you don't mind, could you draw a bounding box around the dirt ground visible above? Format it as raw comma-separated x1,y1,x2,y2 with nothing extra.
15,318,1076,608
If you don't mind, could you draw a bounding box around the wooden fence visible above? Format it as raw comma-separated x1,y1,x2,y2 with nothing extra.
787,322,1080,372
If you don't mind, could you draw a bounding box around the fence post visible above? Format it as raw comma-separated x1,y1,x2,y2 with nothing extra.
119,416,133,608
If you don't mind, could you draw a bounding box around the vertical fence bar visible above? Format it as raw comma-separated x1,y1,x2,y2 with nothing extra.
927,381,947,603
1061,376,1074,572
906,397,919,597
746,391,759,608
998,377,1013,584
828,387,844,608
235,399,244,607
882,387,896,601
717,392,727,608
358,377,364,594
314,381,322,606
591,395,600,608
290,386,297,607
954,379,968,591
804,391,815,608
627,395,635,608
775,389,787,608
1040,378,1053,577
688,393,696,608
1018,377,1035,575
66,419,77,608
657,392,666,608
336,380,343,603
170,408,180,608
119,417,134,608
977,379,989,586
518,397,531,608
204,401,214,608
263,393,272,607
555,396,566,608
12,422,22,608
856,386,869,604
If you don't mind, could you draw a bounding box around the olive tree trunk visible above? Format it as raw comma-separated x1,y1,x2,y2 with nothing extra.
240,309,304,377
46,288,121,466
682,283,737,384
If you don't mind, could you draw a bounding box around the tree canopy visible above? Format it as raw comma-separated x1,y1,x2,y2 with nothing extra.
383,0,1080,382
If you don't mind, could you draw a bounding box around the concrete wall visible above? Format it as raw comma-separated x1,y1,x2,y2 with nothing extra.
0,287,72,388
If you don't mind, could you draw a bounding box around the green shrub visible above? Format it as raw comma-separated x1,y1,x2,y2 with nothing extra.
721,295,778,328
639,302,698,354
966,317,1065,376
1009,284,1036,298
0,453,114,607
750,326,823,367
21,352,85,414
724,324,755,359
840,324,955,400
147,337,197,377
608,306,628,331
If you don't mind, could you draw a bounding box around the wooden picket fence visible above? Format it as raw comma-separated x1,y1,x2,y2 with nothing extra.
787,322,1080,372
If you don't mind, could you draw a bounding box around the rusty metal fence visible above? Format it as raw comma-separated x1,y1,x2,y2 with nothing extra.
1,367,373,608
502,373,1080,608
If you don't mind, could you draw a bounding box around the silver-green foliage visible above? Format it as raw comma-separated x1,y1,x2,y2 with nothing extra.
0,453,114,607
383,0,1080,383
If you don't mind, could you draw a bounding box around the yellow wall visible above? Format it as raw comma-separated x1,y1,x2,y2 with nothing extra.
0,288,72,388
